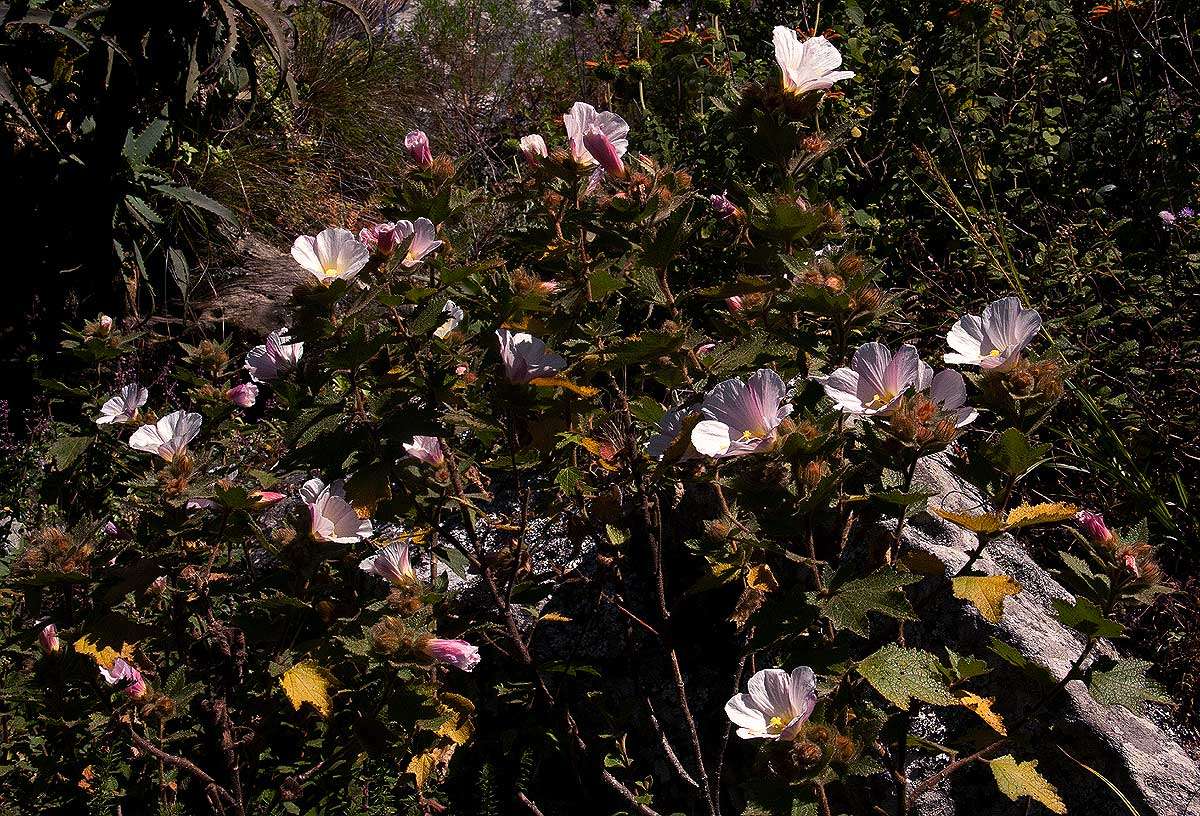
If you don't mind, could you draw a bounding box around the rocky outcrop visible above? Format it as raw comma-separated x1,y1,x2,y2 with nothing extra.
196,230,304,336
904,455,1200,816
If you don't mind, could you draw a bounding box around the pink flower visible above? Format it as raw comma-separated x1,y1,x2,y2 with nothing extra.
96,382,148,425
496,329,566,384
403,435,445,466
537,280,560,296
563,102,628,169
359,222,402,256
226,382,258,408
725,296,745,312
100,658,147,698
710,193,741,222
582,125,625,177
691,369,793,458
301,478,374,543
250,490,286,508
725,666,817,740
291,227,371,284
944,296,1042,371
772,26,854,95
359,541,414,585
696,343,717,355
246,328,304,382
519,134,548,166
97,314,114,334
1159,210,1176,225
394,218,443,268
128,410,202,462
646,406,697,461
1077,510,1115,546
426,638,481,672
1124,553,1141,577
819,342,976,426
434,300,463,339
405,130,433,168
103,521,121,537
39,623,59,654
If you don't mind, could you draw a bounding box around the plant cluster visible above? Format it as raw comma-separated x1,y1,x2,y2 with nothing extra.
0,21,1178,816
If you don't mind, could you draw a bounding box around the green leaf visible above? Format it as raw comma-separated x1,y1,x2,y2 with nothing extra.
48,435,91,471
628,395,665,425
152,184,239,224
989,755,1067,814
946,648,989,682
857,644,959,708
1086,658,1170,714
123,119,168,166
982,428,1050,478
812,567,920,638
1052,597,1124,639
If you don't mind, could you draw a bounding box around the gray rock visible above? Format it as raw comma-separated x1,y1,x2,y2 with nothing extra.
197,229,304,336
903,454,1200,816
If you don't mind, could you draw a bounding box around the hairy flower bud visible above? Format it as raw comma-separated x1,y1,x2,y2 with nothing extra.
710,192,743,223
39,623,60,654
405,130,433,168
423,637,482,672
226,382,258,408
1076,510,1115,547
582,126,625,177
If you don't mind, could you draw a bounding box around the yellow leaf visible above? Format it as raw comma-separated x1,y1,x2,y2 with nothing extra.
437,693,476,745
407,744,456,789
933,507,1005,534
989,755,1067,814
746,563,779,593
74,635,135,670
280,661,336,718
959,691,1007,735
1005,502,1079,530
539,611,573,623
528,376,600,398
951,575,1021,624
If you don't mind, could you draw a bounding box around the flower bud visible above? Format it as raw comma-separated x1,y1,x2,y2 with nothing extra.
226,382,258,408
424,637,481,671
359,222,401,256
519,134,548,166
405,130,434,168
582,126,625,177
709,192,742,222
100,658,147,699
39,623,60,654
1076,510,1115,547
726,296,745,312
97,314,114,336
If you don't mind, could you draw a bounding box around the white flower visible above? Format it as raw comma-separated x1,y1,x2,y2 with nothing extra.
96,383,148,425
403,435,445,466
725,666,818,740
291,227,371,284
563,102,629,168
944,296,1042,371
128,410,202,462
929,369,978,428
496,329,566,384
245,328,304,383
691,369,793,458
301,478,374,544
358,541,414,585
646,406,697,461
818,342,930,417
519,134,548,165
433,300,463,339
772,26,855,95
395,218,443,268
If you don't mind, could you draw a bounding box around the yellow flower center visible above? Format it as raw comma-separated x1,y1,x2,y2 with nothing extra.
769,716,786,731
988,349,1002,357
867,391,894,408
323,267,340,277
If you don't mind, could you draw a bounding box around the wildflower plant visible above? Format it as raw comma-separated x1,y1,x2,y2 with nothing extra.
0,21,1174,816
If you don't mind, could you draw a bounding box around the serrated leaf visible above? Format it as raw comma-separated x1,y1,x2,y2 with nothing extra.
1052,597,1124,639
123,119,168,165
1005,502,1079,529
746,563,779,592
280,661,336,718
407,744,455,789
436,692,475,745
989,755,1066,814
983,428,1051,478
857,644,960,708
814,567,920,637
951,575,1021,624
933,506,1005,534
1086,658,1171,714
959,691,1007,735
48,435,91,471
528,376,600,397
946,648,989,681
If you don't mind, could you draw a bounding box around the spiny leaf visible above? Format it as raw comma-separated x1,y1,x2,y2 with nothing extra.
857,644,959,708
989,755,1067,814
1086,658,1171,714
1005,502,1079,529
814,567,920,638
280,661,336,718
959,691,1007,735
933,506,1005,534
951,575,1021,624
983,428,1051,478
